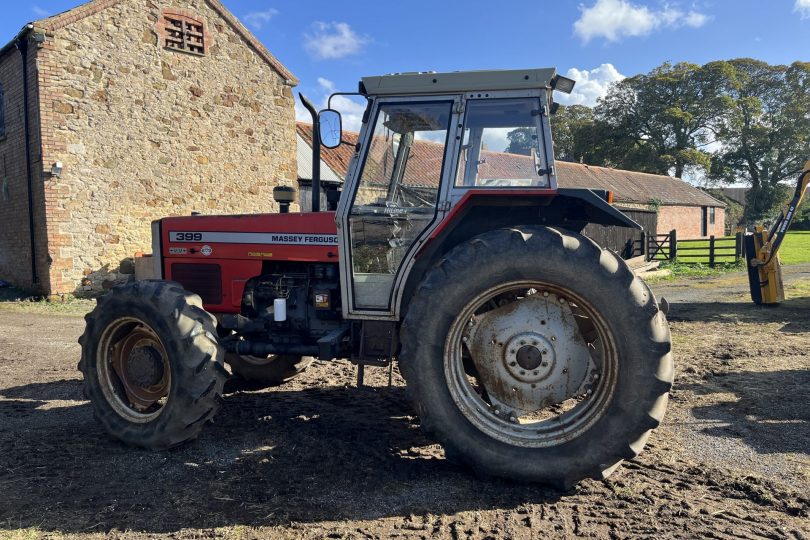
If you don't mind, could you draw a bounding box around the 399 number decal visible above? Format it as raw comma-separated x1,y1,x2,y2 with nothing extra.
171,232,203,242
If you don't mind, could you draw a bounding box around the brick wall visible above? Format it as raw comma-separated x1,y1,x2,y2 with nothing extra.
37,0,297,295
657,205,726,240
0,38,49,293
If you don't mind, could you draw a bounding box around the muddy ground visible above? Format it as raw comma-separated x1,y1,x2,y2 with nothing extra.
1,266,809,539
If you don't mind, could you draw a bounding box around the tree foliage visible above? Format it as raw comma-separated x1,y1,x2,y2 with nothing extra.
505,127,535,156
545,58,810,223
593,62,728,178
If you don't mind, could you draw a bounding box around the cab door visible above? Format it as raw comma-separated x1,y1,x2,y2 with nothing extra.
336,97,460,318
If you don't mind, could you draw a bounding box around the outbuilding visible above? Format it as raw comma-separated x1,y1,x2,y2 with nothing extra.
295,123,728,250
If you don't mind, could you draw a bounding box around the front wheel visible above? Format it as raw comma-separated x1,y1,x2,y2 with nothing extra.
78,280,227,449
400,227,673,488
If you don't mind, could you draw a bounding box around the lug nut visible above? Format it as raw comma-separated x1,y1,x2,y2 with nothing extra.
543,291,549,297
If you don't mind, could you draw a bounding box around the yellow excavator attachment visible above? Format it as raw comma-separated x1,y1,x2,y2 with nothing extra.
746,160,810,304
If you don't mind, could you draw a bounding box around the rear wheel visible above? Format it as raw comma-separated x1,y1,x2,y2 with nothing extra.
78,280,227,449
400,226,673,488
224,353,312,390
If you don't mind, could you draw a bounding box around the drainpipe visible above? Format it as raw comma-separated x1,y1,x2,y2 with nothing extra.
15,27,38,286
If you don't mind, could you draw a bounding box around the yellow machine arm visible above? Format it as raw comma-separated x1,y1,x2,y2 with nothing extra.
746,160,810,304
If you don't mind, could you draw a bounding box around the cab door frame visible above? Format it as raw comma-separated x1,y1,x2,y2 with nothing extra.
336,94,464,320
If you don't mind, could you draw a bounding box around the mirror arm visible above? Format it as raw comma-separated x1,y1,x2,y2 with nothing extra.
327,92,368,110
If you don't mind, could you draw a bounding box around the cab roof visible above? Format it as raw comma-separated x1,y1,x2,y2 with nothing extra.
360,68,562,96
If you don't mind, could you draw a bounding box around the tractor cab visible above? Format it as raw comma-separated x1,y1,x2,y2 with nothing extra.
311,69,575,315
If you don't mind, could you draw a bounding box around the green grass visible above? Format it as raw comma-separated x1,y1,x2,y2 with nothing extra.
778,230,810,265
653,231,810,266
647,260,744,282
0,285,94,316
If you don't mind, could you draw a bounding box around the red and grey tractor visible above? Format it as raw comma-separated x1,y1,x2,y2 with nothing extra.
79,68,673,488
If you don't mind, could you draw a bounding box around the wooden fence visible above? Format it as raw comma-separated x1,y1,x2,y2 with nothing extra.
583,208,658,260
648,230,745,267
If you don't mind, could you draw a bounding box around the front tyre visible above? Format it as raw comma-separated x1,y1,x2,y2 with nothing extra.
399,227,673,488
78,280,227,449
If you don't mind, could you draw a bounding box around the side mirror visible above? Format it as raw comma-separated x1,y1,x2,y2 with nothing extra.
318,109,342,149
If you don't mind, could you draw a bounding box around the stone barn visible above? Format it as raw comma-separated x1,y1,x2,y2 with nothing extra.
0,0,298,296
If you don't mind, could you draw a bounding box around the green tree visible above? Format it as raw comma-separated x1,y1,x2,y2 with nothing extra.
505,127,535,156
707,59,810,223
594,62,728,178
550,104,595,162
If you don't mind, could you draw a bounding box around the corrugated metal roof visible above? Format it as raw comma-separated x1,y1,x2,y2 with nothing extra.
296,122,726,208
296,133,342,183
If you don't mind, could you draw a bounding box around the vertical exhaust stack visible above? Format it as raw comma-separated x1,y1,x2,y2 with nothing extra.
298,93,321,213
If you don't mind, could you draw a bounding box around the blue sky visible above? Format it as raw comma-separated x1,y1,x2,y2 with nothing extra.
6,0,810,129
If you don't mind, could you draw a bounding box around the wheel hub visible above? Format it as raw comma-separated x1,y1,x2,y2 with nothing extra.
503,333,555,383
465,293,594,414
126,345,165,388
109,327,170,411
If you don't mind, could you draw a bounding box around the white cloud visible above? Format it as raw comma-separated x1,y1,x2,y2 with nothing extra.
317,77,335,92
555,63,626,107
683,10,709,27
573,0,710,43
243,8,279,30
295,77,367,132
304,22,368,60
32,5,50,17
796,0,810,18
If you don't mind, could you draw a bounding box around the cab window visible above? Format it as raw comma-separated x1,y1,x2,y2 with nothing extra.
455,98,550,188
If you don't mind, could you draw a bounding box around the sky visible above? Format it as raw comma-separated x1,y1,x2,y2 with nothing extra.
6,0,810,131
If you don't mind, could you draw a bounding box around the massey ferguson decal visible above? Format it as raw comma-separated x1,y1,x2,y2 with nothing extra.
169,231,339,246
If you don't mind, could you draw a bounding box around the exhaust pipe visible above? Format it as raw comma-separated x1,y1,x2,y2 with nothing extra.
298,93,321,213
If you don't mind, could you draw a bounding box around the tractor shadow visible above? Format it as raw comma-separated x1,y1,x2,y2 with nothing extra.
666,296,810,333
0,376,563,535
664,294,809,457
677,369,810,456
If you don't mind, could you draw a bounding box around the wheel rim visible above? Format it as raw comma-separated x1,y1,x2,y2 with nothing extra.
97,317,171,423
444,281,618,448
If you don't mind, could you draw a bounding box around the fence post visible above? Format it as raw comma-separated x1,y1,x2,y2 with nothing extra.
670,229,677,261
735,232,743,261
709,235,716,268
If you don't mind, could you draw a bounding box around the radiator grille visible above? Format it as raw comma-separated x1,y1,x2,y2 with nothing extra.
171,263,222,305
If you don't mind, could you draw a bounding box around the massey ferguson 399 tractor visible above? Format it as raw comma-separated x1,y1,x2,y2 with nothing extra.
79,68,673,488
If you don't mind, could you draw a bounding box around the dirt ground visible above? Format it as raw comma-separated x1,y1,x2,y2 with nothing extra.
1,266,809,539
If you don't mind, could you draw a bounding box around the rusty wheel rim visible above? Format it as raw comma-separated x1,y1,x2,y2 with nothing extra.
444,281,618,448
97,317,171,423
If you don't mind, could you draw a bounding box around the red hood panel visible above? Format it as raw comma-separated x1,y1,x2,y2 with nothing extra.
160,211,339,262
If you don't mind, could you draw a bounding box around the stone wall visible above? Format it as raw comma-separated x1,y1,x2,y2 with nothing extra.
0,38,49,293
37,0,297,294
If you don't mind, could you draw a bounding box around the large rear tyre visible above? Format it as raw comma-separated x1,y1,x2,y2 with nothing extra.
400,226,673,488
78,280,227,450
224,353,312,390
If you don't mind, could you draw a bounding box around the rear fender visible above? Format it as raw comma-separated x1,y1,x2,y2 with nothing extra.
397,189,640,316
